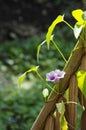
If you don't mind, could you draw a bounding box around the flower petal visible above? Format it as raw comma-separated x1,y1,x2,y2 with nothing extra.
55,69,66,80
46,69,66,83
46,71,57,82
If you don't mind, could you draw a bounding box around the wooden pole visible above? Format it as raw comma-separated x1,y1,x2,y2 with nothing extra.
68,75,78,130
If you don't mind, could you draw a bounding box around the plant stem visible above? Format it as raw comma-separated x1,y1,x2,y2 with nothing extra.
63,20,74,31
36,71,44,81
52,39,67,63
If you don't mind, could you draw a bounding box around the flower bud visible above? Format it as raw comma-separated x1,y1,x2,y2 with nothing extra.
42,88,49,98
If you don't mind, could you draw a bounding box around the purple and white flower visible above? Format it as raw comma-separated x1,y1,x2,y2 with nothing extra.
46,71,57,82
46,69,66,83
55,69,66,81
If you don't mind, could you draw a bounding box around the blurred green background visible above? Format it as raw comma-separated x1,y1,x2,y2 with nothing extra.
0,0,85,130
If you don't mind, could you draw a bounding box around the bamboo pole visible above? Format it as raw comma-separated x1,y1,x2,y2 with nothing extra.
79,54,86,107
68,75,78,130
31,34,85,130
55,111,60,130
79,54,86,130
44,115,55,130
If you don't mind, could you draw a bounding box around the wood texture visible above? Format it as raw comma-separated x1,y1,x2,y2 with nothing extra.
68,75,78,130
44,115,55,130
79,54,86,130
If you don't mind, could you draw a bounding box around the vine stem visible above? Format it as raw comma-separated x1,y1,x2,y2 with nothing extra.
36,70,44,81
52,39,67,63
63,20,74,31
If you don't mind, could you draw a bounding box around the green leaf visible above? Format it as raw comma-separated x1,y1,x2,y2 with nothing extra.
37,40,46,62
46,15,64,49
74,24,82,39
18,66,39,87
77,70,86,98
18,72,26,87
56,101,68,129
37,44,41,62
26,66,39,73
56,101,65,114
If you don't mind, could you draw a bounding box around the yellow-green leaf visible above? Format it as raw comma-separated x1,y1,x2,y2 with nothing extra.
46,15,64,49
62,119,68,130
77,70,86,98
37,40,46,62
56,101,65,115
18,66,39,87
72,9,83,24
56,101,68,129
26,66,39,73
18,72,26,87
37,44,41,63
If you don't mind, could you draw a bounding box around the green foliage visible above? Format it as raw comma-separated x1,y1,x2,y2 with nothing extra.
0,26,75,75
46,15,64,48
18,72,26,87
37,40,46,62
56,102,68,130
0,36,41,73
18,66,39,87
0,78,43,130
56,101,65,114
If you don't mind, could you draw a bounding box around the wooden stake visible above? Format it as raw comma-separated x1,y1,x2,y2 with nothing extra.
68,75,78,130
79,54,86,130
44,115,55,130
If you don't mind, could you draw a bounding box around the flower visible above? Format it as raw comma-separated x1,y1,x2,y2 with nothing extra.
72,9,86,26
55,69,66,81
46,71,57,82
46,69,65,83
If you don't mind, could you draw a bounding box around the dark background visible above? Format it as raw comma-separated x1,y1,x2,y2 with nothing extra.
0,0,85,42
